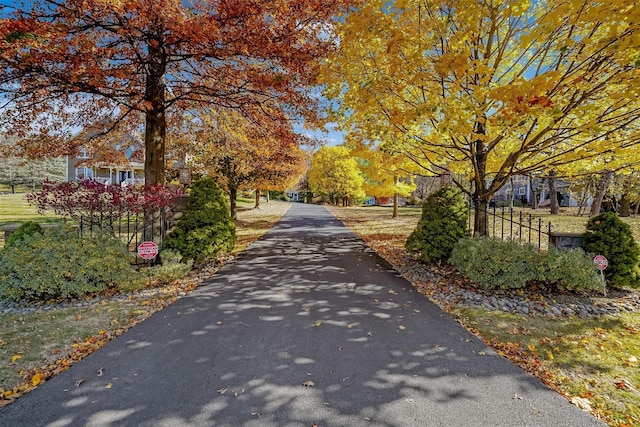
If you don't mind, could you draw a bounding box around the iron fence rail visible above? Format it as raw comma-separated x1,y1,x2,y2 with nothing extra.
470,205,552,250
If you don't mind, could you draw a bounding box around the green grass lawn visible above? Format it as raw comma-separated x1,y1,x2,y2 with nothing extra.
0,193,63,227
0,193,64,248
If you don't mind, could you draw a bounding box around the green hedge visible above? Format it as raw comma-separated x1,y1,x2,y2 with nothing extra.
0,227,140,302
449,237,604,292
4,221,44,247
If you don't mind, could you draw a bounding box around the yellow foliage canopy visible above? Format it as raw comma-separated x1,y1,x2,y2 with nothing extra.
321,0,640,232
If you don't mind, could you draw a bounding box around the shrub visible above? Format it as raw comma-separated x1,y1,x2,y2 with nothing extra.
26,179,182,231
450,237,604,292
5,221,43,247
147,249,193,285
581,212,640,288
0,227,140,302
163,177,236,264
405,186,469,262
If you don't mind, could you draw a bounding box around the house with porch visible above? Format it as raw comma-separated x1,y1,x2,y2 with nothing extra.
66,147,144,186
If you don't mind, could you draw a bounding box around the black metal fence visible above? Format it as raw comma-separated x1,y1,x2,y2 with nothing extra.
77,208,170,263
469,205,553,250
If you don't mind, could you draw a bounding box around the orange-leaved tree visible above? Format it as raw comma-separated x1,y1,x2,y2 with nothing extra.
0,0,360,184
186,109,307,218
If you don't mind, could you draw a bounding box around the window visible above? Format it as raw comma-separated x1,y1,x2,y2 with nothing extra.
78,147,90,159
75,166,93,180
518,187,526,196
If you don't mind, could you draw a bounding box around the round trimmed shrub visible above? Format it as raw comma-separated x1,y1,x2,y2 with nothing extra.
581,212,639,288
0,227,139,302
450,237,604,292
5,221,43,247
405,185,469,263
163,177,236,264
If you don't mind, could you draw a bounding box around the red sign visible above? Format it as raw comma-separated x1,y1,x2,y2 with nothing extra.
138,241,159,259
593,255,608,271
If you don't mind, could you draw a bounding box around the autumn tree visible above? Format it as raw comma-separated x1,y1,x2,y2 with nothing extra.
185,110,307,219
0,156,65,192
0,0,360,184
308,145,366,206
347,134,416,218
321,0,640,235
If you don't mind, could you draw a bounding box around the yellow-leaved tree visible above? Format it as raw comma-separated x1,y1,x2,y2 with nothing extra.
308,145,366,206
347,133,417,217
321,0,640,235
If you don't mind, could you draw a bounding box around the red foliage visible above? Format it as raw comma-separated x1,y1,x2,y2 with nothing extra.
26,179,182,228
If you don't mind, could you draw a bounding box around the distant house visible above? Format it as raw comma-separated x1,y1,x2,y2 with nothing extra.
66,147,144,186
491,174,579,207
491,175,532,205
285,189,302,202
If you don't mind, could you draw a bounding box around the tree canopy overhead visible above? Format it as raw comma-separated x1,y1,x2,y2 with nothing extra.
0,0,360,184
321,0,640,234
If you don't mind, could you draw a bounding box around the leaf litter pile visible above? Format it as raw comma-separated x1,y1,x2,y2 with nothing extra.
330,206,640,427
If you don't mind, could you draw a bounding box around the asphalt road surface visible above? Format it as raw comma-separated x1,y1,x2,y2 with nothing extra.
0,204,604,427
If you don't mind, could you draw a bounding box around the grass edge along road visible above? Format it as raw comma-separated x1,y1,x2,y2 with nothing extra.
328,205,640,427
0,199,291,407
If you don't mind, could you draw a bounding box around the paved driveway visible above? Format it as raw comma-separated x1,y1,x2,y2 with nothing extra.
0,204,603,426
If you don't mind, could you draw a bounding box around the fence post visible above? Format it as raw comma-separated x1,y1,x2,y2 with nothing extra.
500,207,505,240
492,204,496,238
538,218,542,250
519,211,523,242
510,208,514,240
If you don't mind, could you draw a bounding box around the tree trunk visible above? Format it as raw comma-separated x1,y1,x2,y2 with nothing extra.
590,171,613,216
474,196,490,237
230,186,238,220
143,39,167,186
549,170,559,215
472,120,489,236
508,177,515,209
634,199,640,215
392,174,398,218
255,188,260,209
266,191,270,203
620,193,630,217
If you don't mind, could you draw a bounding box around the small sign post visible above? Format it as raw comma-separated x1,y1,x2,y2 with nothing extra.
593,255,608,296
179,167,191,185
138,241,159,285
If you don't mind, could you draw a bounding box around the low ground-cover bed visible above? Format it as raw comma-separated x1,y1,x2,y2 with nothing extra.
330,205,640,427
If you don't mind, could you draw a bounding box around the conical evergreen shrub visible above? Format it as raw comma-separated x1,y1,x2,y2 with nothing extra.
405,185,469,263
163,177,236,263
581,212,639,288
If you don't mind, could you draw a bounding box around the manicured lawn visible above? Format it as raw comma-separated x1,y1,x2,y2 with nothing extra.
0,193,63,227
